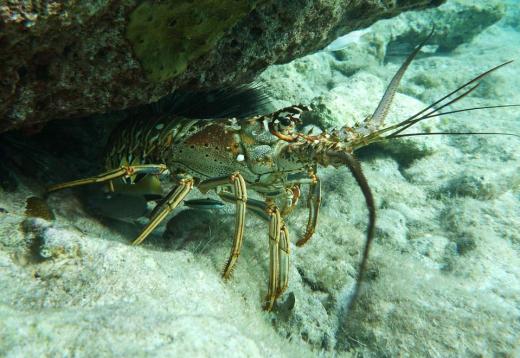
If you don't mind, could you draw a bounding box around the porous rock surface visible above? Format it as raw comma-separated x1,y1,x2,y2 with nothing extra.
0,0,445,132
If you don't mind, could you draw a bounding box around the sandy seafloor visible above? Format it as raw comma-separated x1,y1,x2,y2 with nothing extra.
1,0,519,357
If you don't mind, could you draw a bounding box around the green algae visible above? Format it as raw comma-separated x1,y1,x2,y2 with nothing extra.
127,0,260,82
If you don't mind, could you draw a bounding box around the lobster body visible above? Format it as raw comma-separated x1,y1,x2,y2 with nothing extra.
104,106,315,198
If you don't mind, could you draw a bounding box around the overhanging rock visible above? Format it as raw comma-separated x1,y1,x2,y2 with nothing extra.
0,0,444,132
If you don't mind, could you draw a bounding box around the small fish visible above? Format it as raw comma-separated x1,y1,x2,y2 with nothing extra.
184,198,225,210
324,28,372,51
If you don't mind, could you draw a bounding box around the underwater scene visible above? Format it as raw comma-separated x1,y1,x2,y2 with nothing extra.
0,0,519,356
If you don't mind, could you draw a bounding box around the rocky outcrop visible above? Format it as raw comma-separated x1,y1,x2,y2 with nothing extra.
0,0,444,132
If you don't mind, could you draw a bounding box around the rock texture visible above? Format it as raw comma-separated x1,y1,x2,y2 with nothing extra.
0,0,445,132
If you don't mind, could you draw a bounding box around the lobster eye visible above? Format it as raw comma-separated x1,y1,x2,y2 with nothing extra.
278,116,292,126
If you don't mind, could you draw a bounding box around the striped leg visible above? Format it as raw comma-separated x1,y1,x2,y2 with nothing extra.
296,176,321,247
198,172,247,279
276,224,290,298
47,164,168,193
264,204,282,311
132,178,194,245
219,193,291,310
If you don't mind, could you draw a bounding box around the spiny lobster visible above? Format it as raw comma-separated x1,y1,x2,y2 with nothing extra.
46,35,519,311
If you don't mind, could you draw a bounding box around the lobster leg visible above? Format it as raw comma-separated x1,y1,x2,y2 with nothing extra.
132,177,194,245
280,185,301,216
219,193,289,310
47,164,168,193
198,172,247,279
296,176,321,247
264,203,282,311
277,224,290,298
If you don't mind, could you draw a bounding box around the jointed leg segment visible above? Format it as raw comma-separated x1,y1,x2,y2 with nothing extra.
47,164,168,193
199,172,247,279
46,162,186,248
264,204,282,311
263,203,292,311
277,224,290,297
132,177,194,245
297,176,321,247
220,193,291,311
280,185,301,216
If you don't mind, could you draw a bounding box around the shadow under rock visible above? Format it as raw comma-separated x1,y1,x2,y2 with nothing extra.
163,209,229,253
